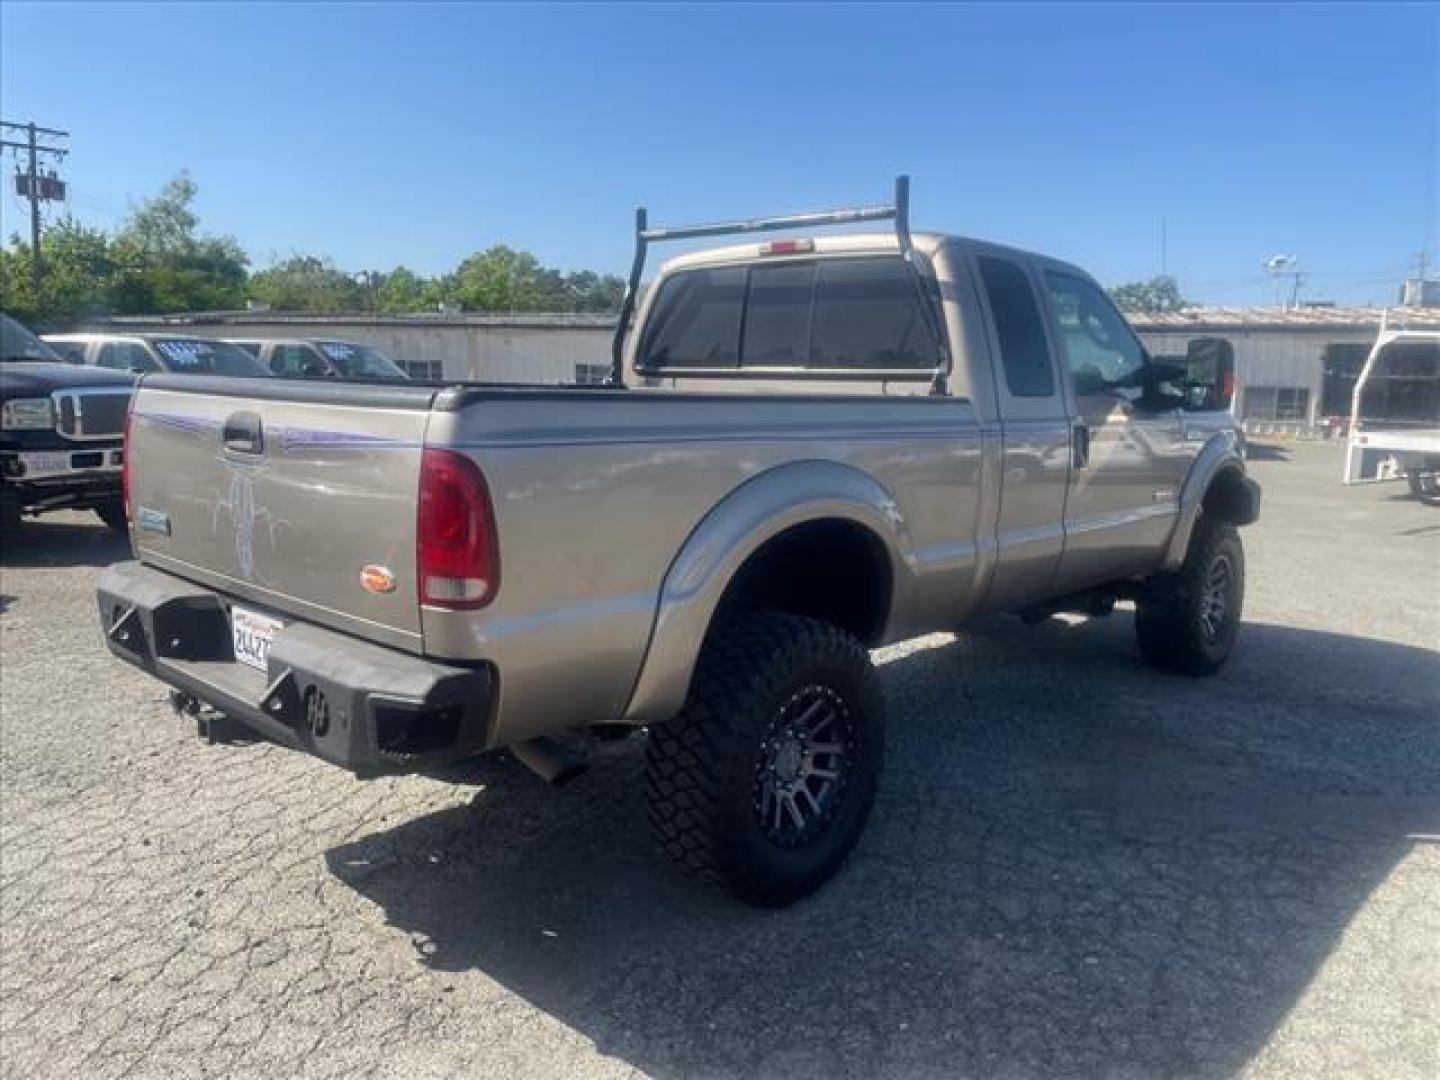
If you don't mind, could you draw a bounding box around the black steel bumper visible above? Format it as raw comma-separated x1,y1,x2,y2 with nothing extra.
97,561,494,776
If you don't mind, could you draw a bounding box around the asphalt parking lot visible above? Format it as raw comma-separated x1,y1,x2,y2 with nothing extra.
1,440,1437,1080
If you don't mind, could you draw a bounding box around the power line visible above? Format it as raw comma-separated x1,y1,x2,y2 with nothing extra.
0,119,70,290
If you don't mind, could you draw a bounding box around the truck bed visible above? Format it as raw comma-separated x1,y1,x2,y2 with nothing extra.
125,373,986,747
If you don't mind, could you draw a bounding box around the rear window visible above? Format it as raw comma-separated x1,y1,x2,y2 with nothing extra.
639,266,745,368
641,256,941,372
810,258,938,369
153,339,272,377
1359,341,1440,425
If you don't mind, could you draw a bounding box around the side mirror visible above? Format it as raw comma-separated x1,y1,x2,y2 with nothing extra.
1184,338,1235,412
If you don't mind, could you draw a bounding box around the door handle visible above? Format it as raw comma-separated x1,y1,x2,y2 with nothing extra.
1073,422,1090,468
223,411,264,455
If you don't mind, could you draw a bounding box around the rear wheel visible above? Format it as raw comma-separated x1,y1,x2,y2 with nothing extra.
1136,516,1244,675
645,612,884,907
95,499,128,534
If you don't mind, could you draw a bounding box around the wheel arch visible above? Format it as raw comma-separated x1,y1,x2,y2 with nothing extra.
1163,432,1260,570
621,460,912,727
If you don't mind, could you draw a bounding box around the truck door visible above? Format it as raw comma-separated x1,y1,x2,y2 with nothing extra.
970,250,1073,611
1038,269,1187,592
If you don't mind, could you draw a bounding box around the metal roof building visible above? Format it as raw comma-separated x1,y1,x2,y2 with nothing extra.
1130,305,1440,434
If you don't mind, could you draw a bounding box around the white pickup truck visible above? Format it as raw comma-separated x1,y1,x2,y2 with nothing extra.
98,180,1259,905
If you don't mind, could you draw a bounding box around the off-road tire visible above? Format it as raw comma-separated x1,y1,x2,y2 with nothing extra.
645,612,885,907
1136,516,1244,676
95,499,128,534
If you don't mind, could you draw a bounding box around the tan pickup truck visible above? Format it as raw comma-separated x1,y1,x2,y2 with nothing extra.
98,180,1259,905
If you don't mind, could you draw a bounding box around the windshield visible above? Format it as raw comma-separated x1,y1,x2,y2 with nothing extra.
1,313,62,363
153,338,272,377
315,340,408,380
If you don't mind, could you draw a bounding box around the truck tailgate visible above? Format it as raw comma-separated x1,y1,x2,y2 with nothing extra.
128,378,438,651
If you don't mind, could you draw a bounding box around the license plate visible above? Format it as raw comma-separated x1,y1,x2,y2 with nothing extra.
21,451,73,477
231,606,283,672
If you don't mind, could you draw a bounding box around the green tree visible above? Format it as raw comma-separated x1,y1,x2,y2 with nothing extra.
562,269,626,312
448,245,550,312
0,218,124,327
110,171,248,314
375,266,437,313
1108,275,1192,314
247,255,364,312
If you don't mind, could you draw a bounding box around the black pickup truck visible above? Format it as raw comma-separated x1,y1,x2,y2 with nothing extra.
1,313,133,537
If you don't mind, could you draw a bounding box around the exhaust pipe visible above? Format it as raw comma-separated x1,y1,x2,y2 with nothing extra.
512,736,586,785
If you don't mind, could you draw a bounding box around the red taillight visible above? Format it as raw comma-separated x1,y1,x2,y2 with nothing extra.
121,400,135,521
417,448,499,609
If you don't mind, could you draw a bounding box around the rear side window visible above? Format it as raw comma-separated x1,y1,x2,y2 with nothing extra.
642,256,940,372
977,256,1054,397
639,266,745,368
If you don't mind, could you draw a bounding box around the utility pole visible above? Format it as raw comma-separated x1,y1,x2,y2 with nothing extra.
0,119,70,291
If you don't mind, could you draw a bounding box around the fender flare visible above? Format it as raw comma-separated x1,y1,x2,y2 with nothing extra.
621,460,914,727
1163,431,1253,570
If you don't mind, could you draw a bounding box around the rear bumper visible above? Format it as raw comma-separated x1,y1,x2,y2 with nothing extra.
97,561,494,775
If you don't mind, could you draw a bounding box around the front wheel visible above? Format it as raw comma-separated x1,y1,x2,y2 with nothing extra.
1136,517,1245,675
645,612,885,907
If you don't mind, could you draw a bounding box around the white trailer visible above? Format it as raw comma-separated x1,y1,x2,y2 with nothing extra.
1343,316,1440,503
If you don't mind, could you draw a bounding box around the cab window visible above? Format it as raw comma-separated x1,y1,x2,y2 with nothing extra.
48,341,89,365
1042,271,1147,397
977,256,1054,397
271,344,326,378
97,342,158,373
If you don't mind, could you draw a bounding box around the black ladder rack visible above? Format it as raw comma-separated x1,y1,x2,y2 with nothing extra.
609,175,917,387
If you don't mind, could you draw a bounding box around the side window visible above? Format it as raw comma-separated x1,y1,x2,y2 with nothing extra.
49,341,88,365
271,344,316,378
977,256,1055,397
639,267,745,368
234,342,262,357
97,342,157,373
809,257,939,369
1042,271,1146,397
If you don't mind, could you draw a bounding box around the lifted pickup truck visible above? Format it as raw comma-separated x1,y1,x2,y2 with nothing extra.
98,180,1259,905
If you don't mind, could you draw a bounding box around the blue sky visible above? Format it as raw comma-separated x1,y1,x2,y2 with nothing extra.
2,2,1436,305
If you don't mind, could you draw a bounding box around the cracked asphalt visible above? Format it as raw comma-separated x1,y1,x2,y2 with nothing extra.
2,441,1437,1080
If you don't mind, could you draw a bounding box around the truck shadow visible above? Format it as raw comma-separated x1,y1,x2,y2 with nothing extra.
325,617,1438,1078
0,518,130,569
